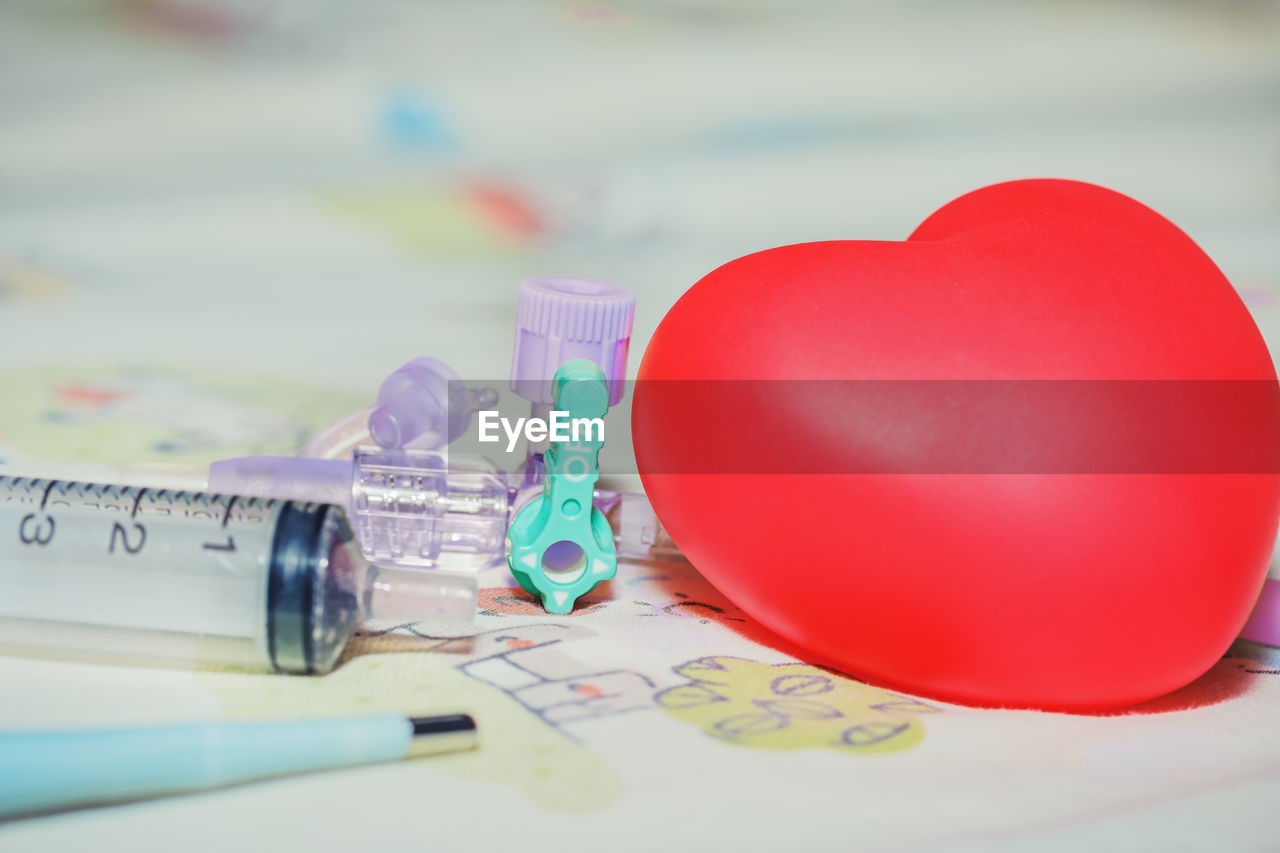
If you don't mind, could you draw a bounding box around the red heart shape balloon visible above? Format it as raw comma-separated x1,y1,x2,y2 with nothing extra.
633,179,1280,710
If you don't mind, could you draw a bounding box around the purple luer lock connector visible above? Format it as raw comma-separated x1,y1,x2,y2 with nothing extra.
509,275,635,406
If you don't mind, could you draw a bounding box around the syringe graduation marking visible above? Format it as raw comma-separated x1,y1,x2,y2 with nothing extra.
0,477,311,659
2,479,283,563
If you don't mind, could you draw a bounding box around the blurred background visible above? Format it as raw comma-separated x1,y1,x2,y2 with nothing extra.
1,0,1278,460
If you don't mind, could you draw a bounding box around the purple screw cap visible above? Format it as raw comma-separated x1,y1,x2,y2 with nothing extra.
509,275,635,405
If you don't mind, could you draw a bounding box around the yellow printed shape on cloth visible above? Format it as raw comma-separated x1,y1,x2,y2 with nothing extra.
656,656,938,754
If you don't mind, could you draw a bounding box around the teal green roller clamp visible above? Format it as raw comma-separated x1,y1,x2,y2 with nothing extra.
507,359,617,614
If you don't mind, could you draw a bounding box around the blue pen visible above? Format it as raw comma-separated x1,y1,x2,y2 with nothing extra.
0,713,477,819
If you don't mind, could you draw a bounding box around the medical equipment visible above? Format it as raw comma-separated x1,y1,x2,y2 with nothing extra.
0,712,477,819
509,275,634,408
209,447,681,571
509,275,634,489
0,477,476,674
368,356,498,450
507,360,618,614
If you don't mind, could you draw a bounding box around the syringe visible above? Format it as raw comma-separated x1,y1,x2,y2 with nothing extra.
0,477,476,674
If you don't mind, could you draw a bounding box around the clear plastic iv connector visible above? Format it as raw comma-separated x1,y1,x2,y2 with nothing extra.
0,478,476,674
209,447,683,572
210,449,511,572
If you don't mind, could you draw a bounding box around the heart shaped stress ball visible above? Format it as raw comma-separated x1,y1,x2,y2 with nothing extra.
633,179,1280,710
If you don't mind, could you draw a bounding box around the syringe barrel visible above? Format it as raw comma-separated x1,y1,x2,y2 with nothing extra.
0,479,364,674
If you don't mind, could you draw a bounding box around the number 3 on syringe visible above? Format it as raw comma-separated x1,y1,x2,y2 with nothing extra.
18,513,55,546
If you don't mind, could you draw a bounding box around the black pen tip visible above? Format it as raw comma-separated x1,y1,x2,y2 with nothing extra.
410,713,477,737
